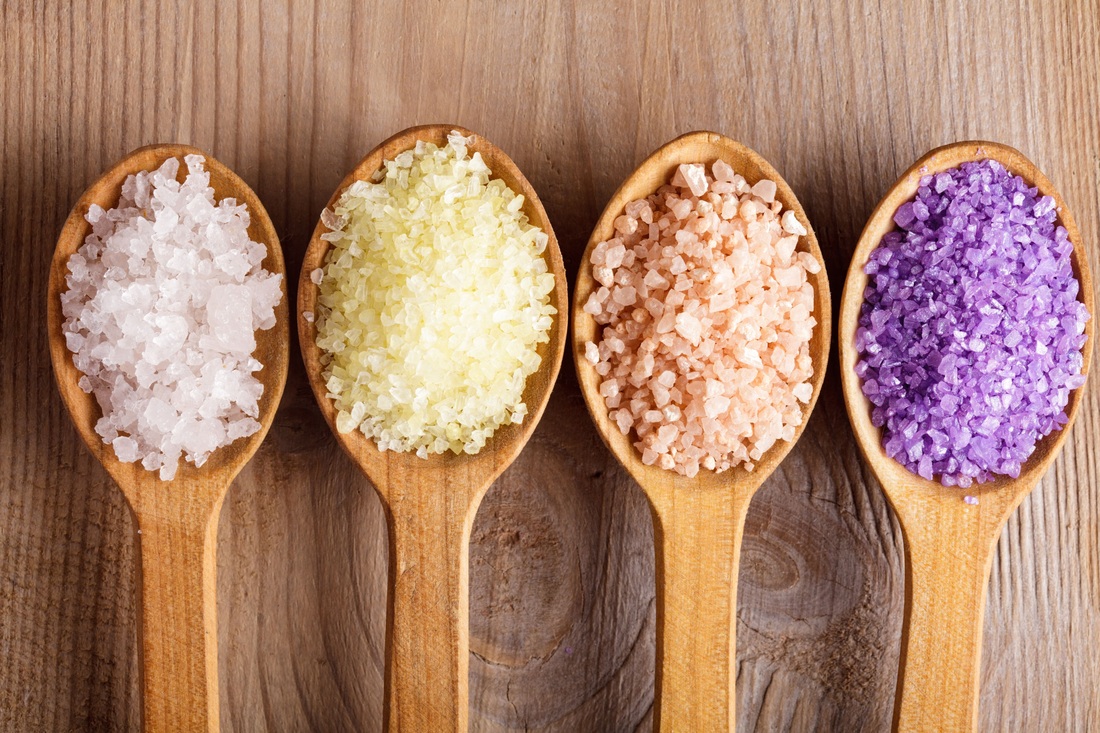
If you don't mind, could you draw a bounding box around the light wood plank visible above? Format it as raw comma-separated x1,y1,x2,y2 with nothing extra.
2,1,1098,730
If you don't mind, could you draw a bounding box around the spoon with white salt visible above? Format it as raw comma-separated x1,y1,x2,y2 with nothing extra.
47,144,289,732
838,141,1094,732
572,131,832,731
297,125,568,732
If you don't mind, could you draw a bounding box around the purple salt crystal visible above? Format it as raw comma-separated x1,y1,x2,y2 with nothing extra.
894,202,918,228
858,159,1089,486
1034,196,1056,217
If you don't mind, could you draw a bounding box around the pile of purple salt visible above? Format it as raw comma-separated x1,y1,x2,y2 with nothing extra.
855,159,1089,487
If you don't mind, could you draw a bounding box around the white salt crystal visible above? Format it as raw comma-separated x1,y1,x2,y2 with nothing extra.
112,436,139,463
206,284,256,352
228,417,261,440
60,156,283,481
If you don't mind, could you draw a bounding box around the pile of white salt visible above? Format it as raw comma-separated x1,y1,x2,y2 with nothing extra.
583,161,820,477
61,155,284,481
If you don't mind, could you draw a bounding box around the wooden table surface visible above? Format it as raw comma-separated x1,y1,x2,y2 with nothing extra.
2,1,1098,731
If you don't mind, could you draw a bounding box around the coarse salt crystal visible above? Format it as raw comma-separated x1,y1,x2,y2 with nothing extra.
751,179,777,203
781,210,807,236
672,164,709,197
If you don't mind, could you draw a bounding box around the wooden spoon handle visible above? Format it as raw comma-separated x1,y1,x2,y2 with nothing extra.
894,501,1008,733
385,482,476,732
134,499,221,732
648,485,754,732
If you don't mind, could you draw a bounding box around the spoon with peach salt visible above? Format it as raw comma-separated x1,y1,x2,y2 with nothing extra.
298,125,567,732
573,131,831,731
839,141,1093,732
48,144,289,731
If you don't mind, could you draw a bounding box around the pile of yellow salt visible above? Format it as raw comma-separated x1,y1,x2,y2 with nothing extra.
314,132,556,457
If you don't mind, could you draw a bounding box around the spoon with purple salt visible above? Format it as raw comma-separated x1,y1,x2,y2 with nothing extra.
839,141,1093,732
47,144,289,731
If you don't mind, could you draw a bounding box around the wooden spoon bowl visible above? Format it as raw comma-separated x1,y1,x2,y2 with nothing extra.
297,125,568,732
47,144,289,731
838,141,1094,732
572,130,831,731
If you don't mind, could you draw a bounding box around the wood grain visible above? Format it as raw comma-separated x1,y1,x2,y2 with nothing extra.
2,1,1099,731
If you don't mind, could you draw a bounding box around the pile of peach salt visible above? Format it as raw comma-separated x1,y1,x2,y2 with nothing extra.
582,160,820,477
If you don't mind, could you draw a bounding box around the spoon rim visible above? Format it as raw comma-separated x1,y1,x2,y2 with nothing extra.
47,143,290,497
295,124,569,496
571,130,833,494
838,139,1094,506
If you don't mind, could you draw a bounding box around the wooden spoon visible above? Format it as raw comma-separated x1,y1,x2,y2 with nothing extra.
572,131,832,731
838,141,1094,732
297,125,568,732
47,145,289,731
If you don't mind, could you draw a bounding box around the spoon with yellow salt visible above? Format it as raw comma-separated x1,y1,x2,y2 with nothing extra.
298,125,568,732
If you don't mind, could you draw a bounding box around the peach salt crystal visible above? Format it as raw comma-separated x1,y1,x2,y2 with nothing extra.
782,210,808,236
585,159,818,477
751,179,777,203
671,164,709,197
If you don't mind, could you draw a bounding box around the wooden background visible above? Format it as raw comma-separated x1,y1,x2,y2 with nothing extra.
2,0,1098,730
